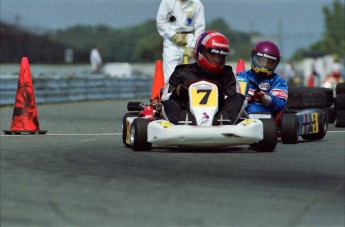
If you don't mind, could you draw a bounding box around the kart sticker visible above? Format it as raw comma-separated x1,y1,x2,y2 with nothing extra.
126,120,131,144
312,112,319,133
159,121,171,128
200,112,210,126
237,79,249,96
301,112,319,134
242,119,254,126
248,114,272,119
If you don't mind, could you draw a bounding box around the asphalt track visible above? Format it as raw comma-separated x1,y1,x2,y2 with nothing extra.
1,99,344,227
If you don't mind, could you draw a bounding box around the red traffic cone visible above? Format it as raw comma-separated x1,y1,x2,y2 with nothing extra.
235,59,246,75
3,57,47,135
151,60,165,99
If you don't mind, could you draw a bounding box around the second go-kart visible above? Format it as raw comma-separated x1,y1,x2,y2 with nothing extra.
239,79,328,144
122,80,277,152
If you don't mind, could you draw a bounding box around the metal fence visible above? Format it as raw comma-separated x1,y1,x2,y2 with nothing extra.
0,75,153,106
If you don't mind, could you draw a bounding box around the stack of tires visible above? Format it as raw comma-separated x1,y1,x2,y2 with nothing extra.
335,82,345,127
287,86,332,110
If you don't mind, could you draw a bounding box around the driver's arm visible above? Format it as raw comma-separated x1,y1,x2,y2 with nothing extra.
265,79,288,112
162,66,187,101
223,71,242,97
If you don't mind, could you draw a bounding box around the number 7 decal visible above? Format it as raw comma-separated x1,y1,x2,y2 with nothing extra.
197,89,211,104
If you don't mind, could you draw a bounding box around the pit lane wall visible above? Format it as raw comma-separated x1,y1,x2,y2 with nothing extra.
0,74,153,106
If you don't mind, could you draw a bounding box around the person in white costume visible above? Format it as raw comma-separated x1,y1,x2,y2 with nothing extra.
156,0,205,85
90,45,103,74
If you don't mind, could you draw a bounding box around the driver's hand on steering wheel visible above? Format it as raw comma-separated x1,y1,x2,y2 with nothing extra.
253,91,272,106
175,84,188,98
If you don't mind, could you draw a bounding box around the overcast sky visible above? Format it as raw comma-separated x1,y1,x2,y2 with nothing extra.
1,0,334,58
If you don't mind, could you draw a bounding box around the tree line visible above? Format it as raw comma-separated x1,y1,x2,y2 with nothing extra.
43,0,344,63
46,18,254,63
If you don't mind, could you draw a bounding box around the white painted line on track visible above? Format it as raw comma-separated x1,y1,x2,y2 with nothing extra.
44,133,121,136
327,131,345,133
1,133,121,137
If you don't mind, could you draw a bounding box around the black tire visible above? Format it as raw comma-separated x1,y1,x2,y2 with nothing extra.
296,87,334,107
335,94,345,110
127,102,144,111
281,113,299,144
122,112,138,147
316,87,334,107
253,118,277,152
131,118,152,151
336,82,345,95
301,109,328,141
335,110,345,127
326,107,336,124
287,87,327,108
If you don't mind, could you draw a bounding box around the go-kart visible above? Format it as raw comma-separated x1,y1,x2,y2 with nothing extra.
237,79,328,144
122,80,277,152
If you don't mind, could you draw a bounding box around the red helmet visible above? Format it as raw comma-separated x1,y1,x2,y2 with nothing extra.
251,40,280,76
194,30,229,74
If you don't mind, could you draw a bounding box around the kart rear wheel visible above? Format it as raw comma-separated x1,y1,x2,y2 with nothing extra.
301,109,328,141
130,118,152,151
253,118,277,152
281,113,299,144
122,112,138,147
127,102,144,111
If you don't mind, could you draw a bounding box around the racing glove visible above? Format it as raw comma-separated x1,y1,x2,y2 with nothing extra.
253,91,272,106
184,47,194,58
172,84,189,102
171,33,187,46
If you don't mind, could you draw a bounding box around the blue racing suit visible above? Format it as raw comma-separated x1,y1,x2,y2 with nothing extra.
237,69,288,115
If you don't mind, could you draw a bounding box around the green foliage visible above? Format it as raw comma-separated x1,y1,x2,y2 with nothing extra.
133,34,163,62
292,0,344,60
45,18,253,63
206,18,252,60
321,0,345,57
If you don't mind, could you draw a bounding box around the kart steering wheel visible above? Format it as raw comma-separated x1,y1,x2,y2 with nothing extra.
249,80,261,91
247,80,261,103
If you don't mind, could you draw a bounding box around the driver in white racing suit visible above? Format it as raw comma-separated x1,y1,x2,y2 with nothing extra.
156,0,205,85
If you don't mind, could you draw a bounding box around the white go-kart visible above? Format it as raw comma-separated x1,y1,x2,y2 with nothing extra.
122,80,277,152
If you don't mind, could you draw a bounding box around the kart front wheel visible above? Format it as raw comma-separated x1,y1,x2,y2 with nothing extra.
254,118,277,152
281,113,299,144
122,112,138,147
130,118,152,151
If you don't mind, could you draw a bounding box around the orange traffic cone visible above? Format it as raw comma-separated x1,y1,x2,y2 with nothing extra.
308,73,314,87
235,59,246,75
3,57,47,135
151,60,165,99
